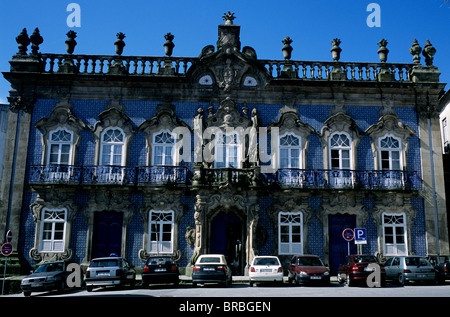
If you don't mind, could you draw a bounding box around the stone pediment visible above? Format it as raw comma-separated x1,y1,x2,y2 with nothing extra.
187,14,270,91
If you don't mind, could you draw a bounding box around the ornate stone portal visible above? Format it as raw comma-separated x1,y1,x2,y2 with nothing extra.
191,186,259,274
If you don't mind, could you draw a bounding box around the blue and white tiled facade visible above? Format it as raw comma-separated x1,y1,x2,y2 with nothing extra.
2,15,449,275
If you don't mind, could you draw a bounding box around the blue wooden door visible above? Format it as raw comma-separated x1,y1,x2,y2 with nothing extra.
210,211,243,274
328,214,357,274
92,212,123,258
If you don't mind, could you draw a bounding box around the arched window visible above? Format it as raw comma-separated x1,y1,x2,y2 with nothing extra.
100,128,125,166
152,130,175,166
379,135,401,170
215,132,240,168
329,132,351,170
279,133,301,169
48,129,73,165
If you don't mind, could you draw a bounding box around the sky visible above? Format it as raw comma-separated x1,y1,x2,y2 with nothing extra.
0,0,449,104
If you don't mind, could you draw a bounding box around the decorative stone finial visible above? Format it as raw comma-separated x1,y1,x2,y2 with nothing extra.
65,30,77,54
409,39,422,64
422,40,436,66
377,39,389,63
331,38,342,62
282,36,293,60
29,28,43,56
222,11,236,25
163,33,175,57
15,28,30,56
114,32,126,56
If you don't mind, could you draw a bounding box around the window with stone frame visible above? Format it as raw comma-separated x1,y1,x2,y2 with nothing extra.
152,130,176,166
329,132,351,170
278,212,303,255
382,213,407,256
48,129,73,165
149,210,174,254
100,127,125,166
214,131,241,168
40,208,67,252
279,133,301,169
379,135,402,170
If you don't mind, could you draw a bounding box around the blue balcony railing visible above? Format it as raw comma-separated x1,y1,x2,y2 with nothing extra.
28,165,420,191
275,169,421,190
28,165,188,186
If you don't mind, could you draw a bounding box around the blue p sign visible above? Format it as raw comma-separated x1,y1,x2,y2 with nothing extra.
354,228,367,244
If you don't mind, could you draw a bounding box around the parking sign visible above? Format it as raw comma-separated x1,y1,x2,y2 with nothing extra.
354,228,367,244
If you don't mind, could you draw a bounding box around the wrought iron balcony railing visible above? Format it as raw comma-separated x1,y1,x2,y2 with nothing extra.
28,165,420,191
28,165,189,186
274,168,421,190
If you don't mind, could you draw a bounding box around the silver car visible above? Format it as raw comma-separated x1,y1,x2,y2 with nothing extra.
384,256,435,285
85,257,136,291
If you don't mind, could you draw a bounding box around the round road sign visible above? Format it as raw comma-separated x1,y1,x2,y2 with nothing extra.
1,243,13,256
342,228,354,241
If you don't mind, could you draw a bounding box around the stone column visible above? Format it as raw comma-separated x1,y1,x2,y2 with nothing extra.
0,98,34,250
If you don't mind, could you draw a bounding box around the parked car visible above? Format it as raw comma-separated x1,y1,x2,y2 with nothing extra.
288,255,330,285
192,254,232,287
248,256,283,286
20,260,81,297
427,255,450,284
384,256,435,285
337,254,385,286
85,256,136,291
142,256,179,287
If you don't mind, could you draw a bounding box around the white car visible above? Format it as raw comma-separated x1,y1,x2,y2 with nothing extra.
248,256,283,286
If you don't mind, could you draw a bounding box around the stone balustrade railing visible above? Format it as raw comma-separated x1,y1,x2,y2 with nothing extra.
37,53,415,82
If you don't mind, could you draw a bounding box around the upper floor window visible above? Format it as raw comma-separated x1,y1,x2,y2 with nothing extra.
215,132,240,168
329,132,351,170
40,208,66,252
379,135,401,170
100,128,125,166
48,129,73,165
279,133,301,169
152,131,175,166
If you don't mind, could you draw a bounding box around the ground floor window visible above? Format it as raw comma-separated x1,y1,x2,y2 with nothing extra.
278,212,303,255
149,210,174,254
40,208,66,252
382,213,407,255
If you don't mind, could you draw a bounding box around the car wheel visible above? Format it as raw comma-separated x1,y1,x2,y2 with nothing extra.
23,291,31,297
192,281,197,287
346,274,354,287
337,273,344,284
398,273,405,286
86,285,93,292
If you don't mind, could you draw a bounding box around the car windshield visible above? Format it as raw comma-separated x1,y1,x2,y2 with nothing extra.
405,257,429,266
199,257,222,264
90,259,119,267
253,257,279,266
297,257,324,266
353,256,377,263
35,262,64,273
147,257,174,265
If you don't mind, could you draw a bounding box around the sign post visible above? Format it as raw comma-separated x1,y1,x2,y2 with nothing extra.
342,228,354,256
2,231,13,295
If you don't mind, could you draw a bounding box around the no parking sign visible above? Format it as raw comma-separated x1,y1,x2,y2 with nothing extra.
1,243,13,256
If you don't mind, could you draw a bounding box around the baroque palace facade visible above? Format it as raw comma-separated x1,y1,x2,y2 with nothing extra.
1,13,449,275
